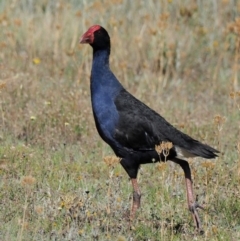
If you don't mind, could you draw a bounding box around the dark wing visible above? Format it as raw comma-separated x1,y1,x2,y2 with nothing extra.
114,89,219,158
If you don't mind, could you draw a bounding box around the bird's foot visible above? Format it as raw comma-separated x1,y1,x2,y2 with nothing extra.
189,201,205,234
189,202,205,212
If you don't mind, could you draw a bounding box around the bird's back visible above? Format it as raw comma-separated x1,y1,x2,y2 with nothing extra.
113,89,218,159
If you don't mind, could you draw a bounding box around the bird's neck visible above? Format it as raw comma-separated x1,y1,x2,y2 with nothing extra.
92,48,110,68
90,47,123,99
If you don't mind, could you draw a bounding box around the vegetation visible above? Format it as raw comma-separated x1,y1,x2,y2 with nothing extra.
0,0,240,240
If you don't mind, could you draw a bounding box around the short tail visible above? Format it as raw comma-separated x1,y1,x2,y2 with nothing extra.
190,141,219,159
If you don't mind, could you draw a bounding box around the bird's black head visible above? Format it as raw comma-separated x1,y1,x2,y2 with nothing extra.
80,25,110,51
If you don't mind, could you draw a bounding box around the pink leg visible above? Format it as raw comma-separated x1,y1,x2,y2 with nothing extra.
130,178,141,220
172,158,204,233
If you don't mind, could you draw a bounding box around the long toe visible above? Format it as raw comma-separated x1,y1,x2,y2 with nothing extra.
189,202,204,233
191,202,205,211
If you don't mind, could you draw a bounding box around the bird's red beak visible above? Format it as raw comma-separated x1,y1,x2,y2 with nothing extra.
79,31,93,44
80,25,101,44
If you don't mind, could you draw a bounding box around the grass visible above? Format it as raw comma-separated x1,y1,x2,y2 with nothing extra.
0,0,240,240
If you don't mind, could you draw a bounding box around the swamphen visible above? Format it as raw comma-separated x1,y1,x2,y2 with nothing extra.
80,25,219,232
